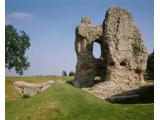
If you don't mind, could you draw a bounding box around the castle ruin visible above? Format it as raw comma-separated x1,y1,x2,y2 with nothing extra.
72,7,148,99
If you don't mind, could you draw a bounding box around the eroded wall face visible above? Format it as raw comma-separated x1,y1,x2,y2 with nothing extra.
73,17,104,87
103,7,148,87
73,7,148,88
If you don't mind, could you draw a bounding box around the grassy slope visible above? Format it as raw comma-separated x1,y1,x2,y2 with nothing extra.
6,77,154,120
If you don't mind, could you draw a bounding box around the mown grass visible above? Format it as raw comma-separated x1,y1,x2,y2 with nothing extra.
6,76,74,83
145,80,154,83
6,77,154,120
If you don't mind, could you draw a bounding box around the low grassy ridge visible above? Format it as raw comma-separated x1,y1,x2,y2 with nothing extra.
6,77,154,120
5,76,74,102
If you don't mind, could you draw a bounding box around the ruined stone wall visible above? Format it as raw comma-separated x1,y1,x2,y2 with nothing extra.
103,7,148,87
73,17,103,87
73,7,148,98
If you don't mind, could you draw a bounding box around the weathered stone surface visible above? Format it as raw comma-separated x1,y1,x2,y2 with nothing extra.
73,7,148,99
12,80,55,97
23,87,39,97
103,7,147,86
73,16,103,87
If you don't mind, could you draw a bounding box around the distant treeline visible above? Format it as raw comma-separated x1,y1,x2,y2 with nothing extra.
33,71,75,77
62,71,75,76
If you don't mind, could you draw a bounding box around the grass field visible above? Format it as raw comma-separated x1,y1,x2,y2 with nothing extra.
5,76,154,120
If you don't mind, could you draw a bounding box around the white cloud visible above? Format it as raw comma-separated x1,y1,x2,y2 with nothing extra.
6,12,34,21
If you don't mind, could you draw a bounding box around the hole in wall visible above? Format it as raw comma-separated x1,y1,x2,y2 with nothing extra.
93,42,101,58
110,61,115,66
120,61,126,66
93,76,101,84
135,69,142,74
78,42,81,52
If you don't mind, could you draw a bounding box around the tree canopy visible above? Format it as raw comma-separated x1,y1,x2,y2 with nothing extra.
145,51,154,80
5,24,31,75
69,71,75,76
62,70,67,76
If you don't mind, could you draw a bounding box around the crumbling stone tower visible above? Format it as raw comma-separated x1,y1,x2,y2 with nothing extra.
73,16,103,87
73,7,148,97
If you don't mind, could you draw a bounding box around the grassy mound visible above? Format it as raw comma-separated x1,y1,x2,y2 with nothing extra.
5,76,73,102
6,81,153,120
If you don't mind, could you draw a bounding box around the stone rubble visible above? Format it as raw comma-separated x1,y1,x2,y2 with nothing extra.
12,80,55,97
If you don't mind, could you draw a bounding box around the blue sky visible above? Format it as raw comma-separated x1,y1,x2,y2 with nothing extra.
5,0,154,76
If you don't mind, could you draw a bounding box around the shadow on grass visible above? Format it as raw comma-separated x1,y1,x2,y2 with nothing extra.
106,85,154,104
66,80,74,85
66,79,105,88
22,95,30,99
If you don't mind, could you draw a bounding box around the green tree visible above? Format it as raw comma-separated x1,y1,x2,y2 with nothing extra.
5,24,31,75
62,70,67,76
69,71,75,76
145,51,154,80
